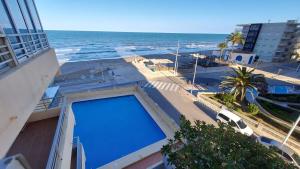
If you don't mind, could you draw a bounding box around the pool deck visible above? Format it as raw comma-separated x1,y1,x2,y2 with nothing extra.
66,87,176,169
124,151,162,169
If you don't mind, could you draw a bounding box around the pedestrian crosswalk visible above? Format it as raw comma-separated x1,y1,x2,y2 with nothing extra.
142,81,180,92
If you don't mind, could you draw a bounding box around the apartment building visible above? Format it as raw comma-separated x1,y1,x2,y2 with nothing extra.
0,0,66,168
238,20,300,62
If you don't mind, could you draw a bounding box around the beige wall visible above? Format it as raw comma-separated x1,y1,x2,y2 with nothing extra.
0,49,59,157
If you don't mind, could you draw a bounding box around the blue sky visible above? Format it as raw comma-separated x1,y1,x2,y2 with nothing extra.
35,0,300,34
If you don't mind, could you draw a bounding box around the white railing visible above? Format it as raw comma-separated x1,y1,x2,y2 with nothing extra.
0,32,50,73
45,98,67,169
34,96,63,112
74,137,86,169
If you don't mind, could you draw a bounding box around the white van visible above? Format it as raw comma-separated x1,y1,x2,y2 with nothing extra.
216,109,253,136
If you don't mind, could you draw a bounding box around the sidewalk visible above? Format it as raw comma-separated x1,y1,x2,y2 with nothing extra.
231,64,300,85
142,85,217,126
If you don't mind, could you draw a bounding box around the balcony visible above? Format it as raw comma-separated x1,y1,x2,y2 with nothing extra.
0,49,59,157
5,117,58,169
0,32,51,74
0,34,15,73
2,98,76,169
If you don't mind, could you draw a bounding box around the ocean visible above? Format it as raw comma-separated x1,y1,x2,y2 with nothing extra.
46,30,227,63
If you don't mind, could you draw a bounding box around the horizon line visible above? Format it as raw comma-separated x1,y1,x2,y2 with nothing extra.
44,29,230,35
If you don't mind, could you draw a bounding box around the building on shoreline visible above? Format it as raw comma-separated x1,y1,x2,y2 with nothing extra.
237,20,300,62
0,0,60,168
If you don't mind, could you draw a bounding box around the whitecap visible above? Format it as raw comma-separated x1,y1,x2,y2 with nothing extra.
55,47,81,56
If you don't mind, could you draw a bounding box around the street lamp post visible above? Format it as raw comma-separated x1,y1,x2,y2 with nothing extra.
174,41,179,76
190,53,206,94
282,114,300,145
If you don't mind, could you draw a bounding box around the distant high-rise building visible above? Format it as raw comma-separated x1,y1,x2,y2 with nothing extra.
237,20,300,62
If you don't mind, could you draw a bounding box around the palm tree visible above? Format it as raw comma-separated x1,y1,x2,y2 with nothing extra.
217,42,228,61
227,32,245,47
220,67,265,102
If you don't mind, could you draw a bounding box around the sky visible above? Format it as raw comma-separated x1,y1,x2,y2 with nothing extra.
35,0,300,34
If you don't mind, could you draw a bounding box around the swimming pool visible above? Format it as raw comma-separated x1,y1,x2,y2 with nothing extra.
72,95,166,168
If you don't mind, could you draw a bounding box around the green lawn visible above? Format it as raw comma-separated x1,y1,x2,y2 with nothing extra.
257,99,299,123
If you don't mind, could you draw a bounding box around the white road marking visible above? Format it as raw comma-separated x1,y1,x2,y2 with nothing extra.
160,83,167,90
164,83,171,90
143,81,180,92
156,82,164,89
151,81,159,88
144,83,151,88
174,85,179,91
169,84,175,91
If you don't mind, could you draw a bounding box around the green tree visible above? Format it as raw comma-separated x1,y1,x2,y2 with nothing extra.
217,42,228,60
220,67,265,102
161,116,297,169
227,32,245,46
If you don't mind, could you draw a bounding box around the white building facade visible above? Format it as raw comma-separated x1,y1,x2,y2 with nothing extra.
238,20,300,62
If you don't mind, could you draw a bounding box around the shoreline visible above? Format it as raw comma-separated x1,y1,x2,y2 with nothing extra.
57,49,216,65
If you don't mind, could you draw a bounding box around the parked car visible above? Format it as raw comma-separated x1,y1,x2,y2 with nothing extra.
256,136,300,168
216,109,253,136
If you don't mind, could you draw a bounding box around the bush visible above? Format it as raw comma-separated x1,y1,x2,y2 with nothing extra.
247,103,259,115
161,116,297,169
216,93,235,103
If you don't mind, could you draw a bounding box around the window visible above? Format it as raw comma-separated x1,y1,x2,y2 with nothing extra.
18,0,35,33
218,113,229,122
26,0,43,32
282,153,293,162
0,0,16,34
260,137,272,144
229,121,238,128
5,0,28,33
237,120,247,129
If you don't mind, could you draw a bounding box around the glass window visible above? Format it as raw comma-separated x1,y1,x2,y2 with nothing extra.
229,121,238,128
218,113,229,122
18,0,35,33
0,0,16,34
282,153,293,162
260,136,273,144
26,0,42,32
237,120,247,129
5,0,29,33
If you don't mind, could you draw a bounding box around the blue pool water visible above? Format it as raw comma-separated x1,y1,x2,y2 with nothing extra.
72,95,166,169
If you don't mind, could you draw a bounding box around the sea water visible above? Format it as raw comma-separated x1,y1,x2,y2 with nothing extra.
47,30,227,63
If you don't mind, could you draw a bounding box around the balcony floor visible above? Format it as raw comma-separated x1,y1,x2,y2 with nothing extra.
6,117,58,169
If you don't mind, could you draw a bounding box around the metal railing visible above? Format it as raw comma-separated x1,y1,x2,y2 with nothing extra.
45,97,67,169
73,137,85,169
0,31,50,73
0,33,15,72
34,95,64,112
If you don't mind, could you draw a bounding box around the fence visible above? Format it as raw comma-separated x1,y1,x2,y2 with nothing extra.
45,97,68,169
34,95,63,112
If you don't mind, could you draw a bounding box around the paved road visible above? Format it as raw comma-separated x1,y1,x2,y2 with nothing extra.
142,83,217,126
